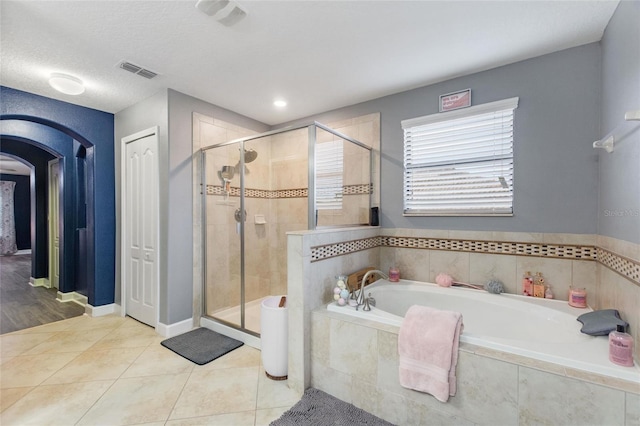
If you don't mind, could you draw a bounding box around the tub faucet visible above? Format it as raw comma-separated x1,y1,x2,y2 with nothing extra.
357,269,388,306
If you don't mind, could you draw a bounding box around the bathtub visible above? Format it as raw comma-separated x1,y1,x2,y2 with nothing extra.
327,279,640,384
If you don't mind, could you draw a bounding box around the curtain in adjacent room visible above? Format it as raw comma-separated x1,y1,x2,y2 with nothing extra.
0,181,18,255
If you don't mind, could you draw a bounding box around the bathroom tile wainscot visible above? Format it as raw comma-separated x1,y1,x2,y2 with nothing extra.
311,309,639,425
287,227,640,425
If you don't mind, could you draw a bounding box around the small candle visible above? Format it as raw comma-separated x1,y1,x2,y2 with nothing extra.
569,286,587,308
389,267,400,282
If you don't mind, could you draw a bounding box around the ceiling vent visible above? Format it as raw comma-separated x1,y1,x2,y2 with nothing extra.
118,61,158,79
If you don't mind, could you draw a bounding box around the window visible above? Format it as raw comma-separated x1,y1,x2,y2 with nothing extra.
315,140,343,210
402,97,518,216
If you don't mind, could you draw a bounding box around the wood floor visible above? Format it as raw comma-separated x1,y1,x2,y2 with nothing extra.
0,254,85,334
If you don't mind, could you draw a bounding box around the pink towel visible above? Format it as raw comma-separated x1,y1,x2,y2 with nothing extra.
398,305,463,402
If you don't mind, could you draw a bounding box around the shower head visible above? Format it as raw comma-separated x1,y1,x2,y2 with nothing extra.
243,148,258,163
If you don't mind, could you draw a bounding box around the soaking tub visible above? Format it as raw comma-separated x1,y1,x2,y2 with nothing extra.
327,279,640,383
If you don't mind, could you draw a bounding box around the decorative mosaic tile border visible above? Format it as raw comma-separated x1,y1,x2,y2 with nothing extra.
381,237,597,260
311,236,597,262
206,184,370,199
311,237,381,262
206,185,305,198
343,184,373,195
310,234,640,285
597,248,640,285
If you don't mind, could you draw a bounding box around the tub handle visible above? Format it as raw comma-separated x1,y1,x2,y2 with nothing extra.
363,297,371,311
367,293,376,307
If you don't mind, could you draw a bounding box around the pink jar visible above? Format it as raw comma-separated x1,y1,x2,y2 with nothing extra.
389,267,400,282
569,286,587,308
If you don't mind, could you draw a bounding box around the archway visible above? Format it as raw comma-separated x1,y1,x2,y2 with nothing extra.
1,86,115,312
1,127,89,302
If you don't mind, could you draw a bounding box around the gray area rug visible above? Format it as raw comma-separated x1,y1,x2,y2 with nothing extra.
271,388,395,426
160,328,243,365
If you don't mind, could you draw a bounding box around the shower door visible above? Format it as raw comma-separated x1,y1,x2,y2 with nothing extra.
203,143,244,330
202,123,371,338
202,127,311,336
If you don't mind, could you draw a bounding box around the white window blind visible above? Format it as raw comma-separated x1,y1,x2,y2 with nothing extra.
402,97,518,216
315,140,343,210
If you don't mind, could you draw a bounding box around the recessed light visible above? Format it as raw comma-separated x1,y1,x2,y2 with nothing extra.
273,99,287,108
49,73,85,95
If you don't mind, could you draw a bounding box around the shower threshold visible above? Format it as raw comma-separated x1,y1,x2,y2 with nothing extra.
211,296,268,335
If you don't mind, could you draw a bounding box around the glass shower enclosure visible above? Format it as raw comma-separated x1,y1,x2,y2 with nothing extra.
201,123,372,336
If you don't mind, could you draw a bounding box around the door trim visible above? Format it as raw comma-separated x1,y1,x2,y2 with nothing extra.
47,159,60,290
120,126,160,328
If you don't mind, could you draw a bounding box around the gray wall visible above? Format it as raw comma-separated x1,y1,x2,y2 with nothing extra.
278,43,602,235
114,89,170,321
599,1,640,245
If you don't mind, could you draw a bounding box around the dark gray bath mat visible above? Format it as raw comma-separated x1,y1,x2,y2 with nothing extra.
271,388,395,426
160,328,243,365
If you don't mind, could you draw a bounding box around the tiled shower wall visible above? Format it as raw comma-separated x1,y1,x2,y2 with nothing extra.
196,119,308,315
193,113,381,321
316,126,372,227
266,129,309,298
193,113,258,320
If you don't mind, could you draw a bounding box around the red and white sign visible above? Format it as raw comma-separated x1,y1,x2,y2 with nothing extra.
439,89,471,112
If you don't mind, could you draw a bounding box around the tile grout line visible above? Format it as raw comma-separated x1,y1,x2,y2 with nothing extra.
72,378,120,426
163,356,197,424
253,362,262,426
0,385,38,415
72,319,135,426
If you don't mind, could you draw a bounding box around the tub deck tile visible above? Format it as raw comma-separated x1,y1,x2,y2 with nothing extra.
518,366,625,426
564,367,640,395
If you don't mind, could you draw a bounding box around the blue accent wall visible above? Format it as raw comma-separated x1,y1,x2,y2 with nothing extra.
1,138,55,278
1,86,115,306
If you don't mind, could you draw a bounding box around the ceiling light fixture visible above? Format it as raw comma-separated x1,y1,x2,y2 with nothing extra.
48,73,85,95
195,0,247,26
273,100,287,108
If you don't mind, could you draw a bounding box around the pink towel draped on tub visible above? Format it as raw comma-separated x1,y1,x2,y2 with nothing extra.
398,305,463,402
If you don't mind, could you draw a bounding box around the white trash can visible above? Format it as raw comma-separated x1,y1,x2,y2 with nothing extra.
261,295,288,380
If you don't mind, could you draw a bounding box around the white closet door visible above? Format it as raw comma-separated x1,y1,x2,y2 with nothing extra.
124,131,158,327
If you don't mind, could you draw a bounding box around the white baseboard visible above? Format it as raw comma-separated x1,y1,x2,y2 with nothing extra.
156,318,194,338
16,249,31,255
112,304,122,316
200,317,261,350
29,277,50,288
85,303,116,317
57,291,88,306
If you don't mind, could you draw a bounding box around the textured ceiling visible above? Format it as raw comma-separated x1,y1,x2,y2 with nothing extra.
0,155,32,176
1,1,619,125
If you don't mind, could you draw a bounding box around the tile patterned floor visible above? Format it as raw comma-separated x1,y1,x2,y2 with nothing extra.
0,314,299,425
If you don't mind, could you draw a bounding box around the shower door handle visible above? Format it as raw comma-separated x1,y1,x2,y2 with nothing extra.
234,208,247,223
235,208,246,235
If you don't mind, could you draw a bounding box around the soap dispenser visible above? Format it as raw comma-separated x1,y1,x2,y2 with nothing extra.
609,324,634,367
